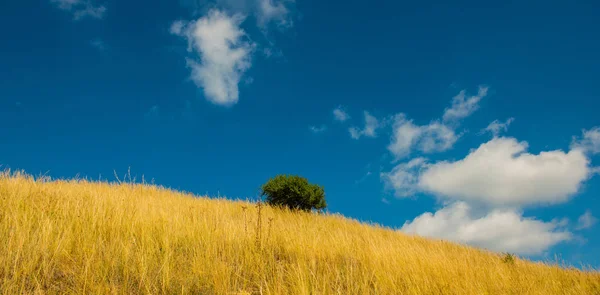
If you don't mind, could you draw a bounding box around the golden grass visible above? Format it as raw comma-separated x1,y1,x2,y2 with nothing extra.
0,171,599,294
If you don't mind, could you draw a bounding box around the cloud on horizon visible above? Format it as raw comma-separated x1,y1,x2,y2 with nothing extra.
375,83,599,255
401,201,572,255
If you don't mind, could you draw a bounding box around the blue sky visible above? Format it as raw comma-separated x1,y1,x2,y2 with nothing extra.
1,0,600,267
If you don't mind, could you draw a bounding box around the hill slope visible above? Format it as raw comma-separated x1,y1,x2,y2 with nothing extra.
1,172,599,294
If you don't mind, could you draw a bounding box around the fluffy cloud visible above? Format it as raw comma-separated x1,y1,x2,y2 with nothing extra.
171,10,255,106
576,210,597,230
418,137,591,207
571,127,600,155
442,86,488,123
349,111,380,139
482,118,514,137
388,115,457,158
401,202,572,255
333,106,350,122
51,0,106,20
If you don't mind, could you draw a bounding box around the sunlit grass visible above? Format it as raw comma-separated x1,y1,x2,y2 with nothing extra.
1,170,598,294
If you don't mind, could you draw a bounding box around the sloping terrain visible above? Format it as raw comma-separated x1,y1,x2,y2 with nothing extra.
1,172,599,294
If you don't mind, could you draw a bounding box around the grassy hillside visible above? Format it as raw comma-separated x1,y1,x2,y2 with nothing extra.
1,171,599,294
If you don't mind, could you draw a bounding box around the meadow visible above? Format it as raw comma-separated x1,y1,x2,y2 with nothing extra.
1,171,599,294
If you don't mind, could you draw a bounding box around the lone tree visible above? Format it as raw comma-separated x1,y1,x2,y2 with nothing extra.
260,174,326,211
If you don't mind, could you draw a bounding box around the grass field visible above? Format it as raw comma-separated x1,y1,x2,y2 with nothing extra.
1,171,599,294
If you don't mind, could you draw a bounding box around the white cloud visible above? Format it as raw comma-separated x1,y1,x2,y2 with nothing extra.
576,210,597,230
442,86,488,123
381,157,427,197
309,125,326,134
571,127,600,155
171,10,255,106
388,115,457,158
333,106,350,122
401,202,572,255
51,0,106,20
349,111,380,139
418,137,591,207
482,118,515,137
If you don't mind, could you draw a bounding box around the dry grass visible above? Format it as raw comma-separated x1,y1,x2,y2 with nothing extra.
0,171,599,294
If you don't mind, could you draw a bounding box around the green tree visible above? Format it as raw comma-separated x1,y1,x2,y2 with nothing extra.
260,175,326,211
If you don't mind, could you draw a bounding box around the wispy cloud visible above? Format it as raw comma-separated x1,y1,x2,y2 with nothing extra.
576,210,597,230
571,127,600,155
171,10,255,106
387,87,486,159
333,106,350,122
51,0,106,20
355,171,372,184
442,86,488,124
481,118,514,137
182,0,296,30
90,39,107,51
349,111,380,139
144,105,160,120
388,116,457,159
309,125,327,134
256,0,294,29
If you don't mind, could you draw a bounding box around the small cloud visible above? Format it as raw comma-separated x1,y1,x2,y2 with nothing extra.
51,0,106,20
387,87,485,159
388,114,457,159
309,125,327,134
333,106,350,122
442,86,488,124
171,10,255,107
481,118,514,137
381,198,391,205
256,0,294,29
349,111,380,140
576,210,597,230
